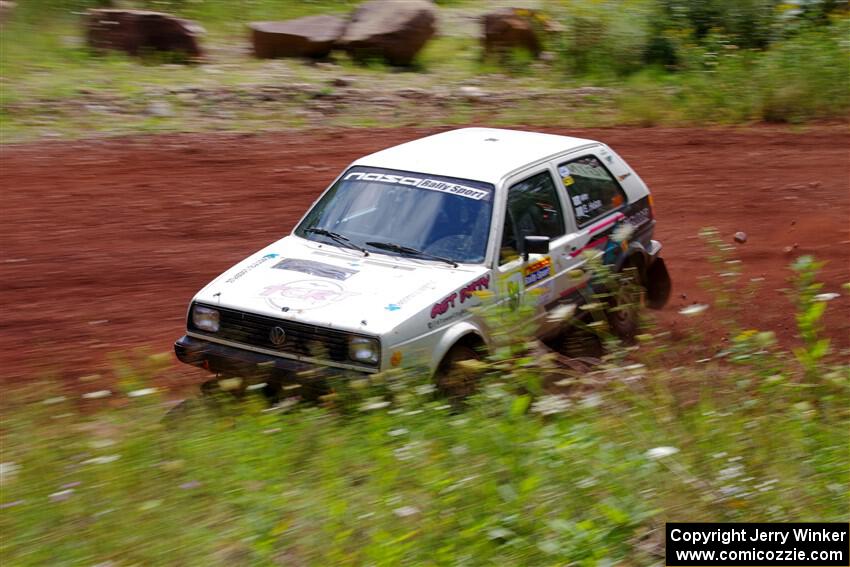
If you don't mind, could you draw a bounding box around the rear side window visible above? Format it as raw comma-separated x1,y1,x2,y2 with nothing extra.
557,156,626,227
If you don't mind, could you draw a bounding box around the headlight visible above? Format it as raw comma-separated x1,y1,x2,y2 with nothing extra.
348,336,380,365
192,305,220,332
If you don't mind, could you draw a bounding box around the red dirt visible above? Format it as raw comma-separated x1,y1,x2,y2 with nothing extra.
2,126,848,387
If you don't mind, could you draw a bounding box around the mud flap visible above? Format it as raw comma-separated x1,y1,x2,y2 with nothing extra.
645,257,671,309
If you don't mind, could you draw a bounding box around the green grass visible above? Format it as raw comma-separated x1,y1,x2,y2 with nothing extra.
1,2,848,141
1,256,848,565
1,354,847,564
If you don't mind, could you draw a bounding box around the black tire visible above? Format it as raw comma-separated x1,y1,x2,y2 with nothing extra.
435,344,481,399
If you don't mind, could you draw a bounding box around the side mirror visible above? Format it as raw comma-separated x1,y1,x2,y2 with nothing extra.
522,235,550,261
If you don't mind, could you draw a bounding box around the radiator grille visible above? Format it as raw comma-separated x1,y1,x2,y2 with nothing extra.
189,303,377,368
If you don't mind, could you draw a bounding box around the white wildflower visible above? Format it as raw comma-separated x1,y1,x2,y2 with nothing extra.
83,455,120,465
414,384,436,396
359,398,390,412
128,387,157,398
531,394,572,416
49,489,74,502
217,378,242,391
580,393,603,409
813,293,839,302
388,428,408,437
646,446,679,460
718,464,744,481
393,505,419,518
546,303,576,324
246,382,267,391
82,390,111,399
42,396,66,405
679,304,709,316
0,462,20,484
450,444,469,456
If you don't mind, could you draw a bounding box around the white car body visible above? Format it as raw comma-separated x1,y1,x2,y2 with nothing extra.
175,128,667,381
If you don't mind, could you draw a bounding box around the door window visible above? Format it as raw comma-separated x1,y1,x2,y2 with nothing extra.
500,170,565,264
557,156,626,227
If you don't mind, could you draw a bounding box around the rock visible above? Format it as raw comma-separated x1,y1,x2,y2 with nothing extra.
146,100,173,117
331,76,355,87
0,1,16,24
339,0,437,66
249,15,346,59
482,8,546,59
85,9,204,61
539,50,556,62
733,231,747,244
458,85,486,101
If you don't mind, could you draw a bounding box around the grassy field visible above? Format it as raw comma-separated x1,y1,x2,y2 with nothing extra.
1,255,848,565
1,0,848,141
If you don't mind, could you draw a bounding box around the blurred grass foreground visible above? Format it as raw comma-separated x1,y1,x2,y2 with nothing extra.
1,255,848,565
1,0,848,140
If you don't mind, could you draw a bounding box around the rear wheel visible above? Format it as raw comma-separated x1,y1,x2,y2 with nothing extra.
435,344,481,399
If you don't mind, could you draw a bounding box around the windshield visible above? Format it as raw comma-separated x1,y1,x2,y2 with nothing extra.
295,166,495,264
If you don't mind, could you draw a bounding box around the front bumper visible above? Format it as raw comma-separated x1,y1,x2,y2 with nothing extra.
174,335,362,379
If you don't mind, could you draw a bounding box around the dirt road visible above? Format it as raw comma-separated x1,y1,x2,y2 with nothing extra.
2,126,848,385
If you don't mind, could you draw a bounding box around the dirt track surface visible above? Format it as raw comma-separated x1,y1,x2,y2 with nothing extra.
2,126,849,385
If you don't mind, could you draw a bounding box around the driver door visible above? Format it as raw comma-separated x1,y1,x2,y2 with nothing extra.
495,167,572,335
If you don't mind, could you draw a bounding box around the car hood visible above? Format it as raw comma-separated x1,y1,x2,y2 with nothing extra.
192,235,489,335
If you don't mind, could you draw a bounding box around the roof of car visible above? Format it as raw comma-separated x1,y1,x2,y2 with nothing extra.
351,127,600,185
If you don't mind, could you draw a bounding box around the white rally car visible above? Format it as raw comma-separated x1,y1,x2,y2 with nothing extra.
175,128,670,393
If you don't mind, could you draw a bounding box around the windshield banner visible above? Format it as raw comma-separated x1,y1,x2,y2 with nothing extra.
343,171,491,201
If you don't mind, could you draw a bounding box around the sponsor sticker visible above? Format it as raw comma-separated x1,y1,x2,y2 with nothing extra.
568,162,611,181
627,207,651,229
260,280,355,310
523,256,552,286
273,258,358,281
225,253,279,284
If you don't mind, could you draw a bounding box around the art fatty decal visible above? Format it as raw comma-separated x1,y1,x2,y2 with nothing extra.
430,275,490,319
261,279,356,311
225,254,279,284
273,258,358,281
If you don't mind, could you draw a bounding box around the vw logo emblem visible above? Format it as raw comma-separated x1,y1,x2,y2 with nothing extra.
269,326,287,347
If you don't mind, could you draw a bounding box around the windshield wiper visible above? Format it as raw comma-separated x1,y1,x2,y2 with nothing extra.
365,241,458,268
305,228,369,256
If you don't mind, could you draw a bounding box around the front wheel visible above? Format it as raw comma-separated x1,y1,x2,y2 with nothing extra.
435,344,481,399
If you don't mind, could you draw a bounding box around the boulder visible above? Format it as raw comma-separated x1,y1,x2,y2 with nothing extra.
482,8,560,59
249,15,346,59
85,9,204,61
0,1,16,24
339,0,436,66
